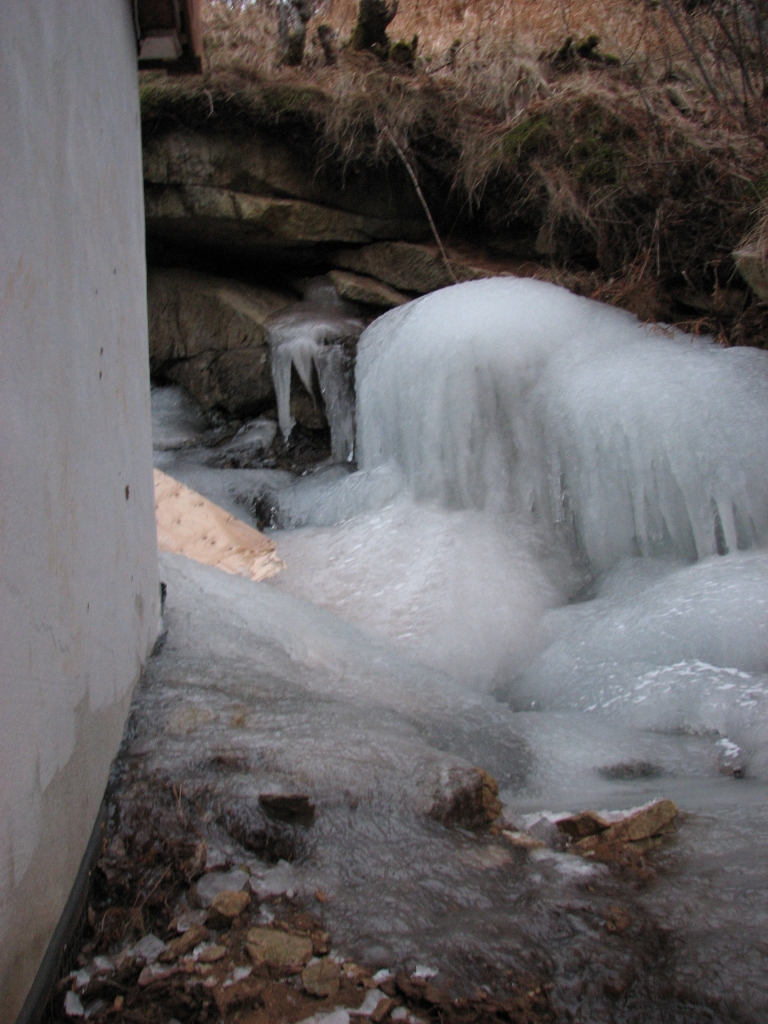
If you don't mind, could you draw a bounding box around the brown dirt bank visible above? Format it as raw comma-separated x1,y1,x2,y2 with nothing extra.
141,0,768,347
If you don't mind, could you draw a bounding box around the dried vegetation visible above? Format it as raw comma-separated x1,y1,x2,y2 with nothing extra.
140,0,768,345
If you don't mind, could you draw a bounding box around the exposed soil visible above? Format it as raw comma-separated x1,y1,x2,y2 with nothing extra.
140,1,768,348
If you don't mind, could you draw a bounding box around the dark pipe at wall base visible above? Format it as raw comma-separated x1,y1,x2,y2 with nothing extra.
14,799,107,1024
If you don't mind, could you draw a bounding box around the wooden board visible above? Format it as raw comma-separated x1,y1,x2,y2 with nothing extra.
154,469,284,582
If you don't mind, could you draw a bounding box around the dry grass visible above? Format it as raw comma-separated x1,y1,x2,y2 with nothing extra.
140,0,768,345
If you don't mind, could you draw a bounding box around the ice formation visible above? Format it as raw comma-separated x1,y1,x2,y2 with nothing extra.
266,278,768,772
356,278,768,568
156,277,768,776
149,264,768,1019
266,281,363,462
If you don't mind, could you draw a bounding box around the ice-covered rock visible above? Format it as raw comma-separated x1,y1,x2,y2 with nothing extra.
131,933,166,964
196,869,249,907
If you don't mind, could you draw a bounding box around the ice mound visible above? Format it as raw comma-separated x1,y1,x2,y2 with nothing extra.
356,278,768,570
271,501,570,684
508,551,768,772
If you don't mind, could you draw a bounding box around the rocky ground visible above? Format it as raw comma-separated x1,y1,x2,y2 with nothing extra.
53,713,684,1024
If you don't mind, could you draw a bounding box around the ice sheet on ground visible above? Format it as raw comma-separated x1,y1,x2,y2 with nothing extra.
508,552,768,774
137,552,768,1021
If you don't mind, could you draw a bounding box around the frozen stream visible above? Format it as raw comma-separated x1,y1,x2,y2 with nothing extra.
145,279,768,1023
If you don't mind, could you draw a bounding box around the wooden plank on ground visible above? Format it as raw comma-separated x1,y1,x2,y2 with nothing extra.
154,468,284,581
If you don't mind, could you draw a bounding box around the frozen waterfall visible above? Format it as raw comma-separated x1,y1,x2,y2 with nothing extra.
270,277,768,770
356,277,768,569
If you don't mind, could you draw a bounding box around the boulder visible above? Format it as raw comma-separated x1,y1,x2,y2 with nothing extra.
331,242,500,295
147,267,291,417
328,269,409,308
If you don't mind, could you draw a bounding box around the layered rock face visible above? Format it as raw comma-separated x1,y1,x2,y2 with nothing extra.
143,131,525,421
144,130,428,261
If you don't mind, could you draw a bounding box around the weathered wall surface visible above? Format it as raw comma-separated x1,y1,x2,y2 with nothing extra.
0,3,159,1019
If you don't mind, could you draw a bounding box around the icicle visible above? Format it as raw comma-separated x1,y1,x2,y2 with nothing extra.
266,284,363,460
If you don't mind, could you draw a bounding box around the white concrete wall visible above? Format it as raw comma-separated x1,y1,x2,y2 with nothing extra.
0,2,159,1018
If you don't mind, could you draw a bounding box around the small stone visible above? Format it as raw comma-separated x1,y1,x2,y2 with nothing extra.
245,928,313,969
112,997,124,1012
311,930,331,955
196,869,249,907
357,987,386,1014
214,976,265,1014
175,908,208,932
395,973,425,1000
159,924,210,962
198,944,227,963
205,845,231,872
91,956,114,975
501,830,546,851
131,933,166,964
608,800,678,843
604,905,633,934
72,968,90,991
138,964,177,987
344,962,371,983
302,956,340,997
371,997,397,1023
429,766,502,830
556,811,610,841
208,889,251,921
64,991,85,1018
